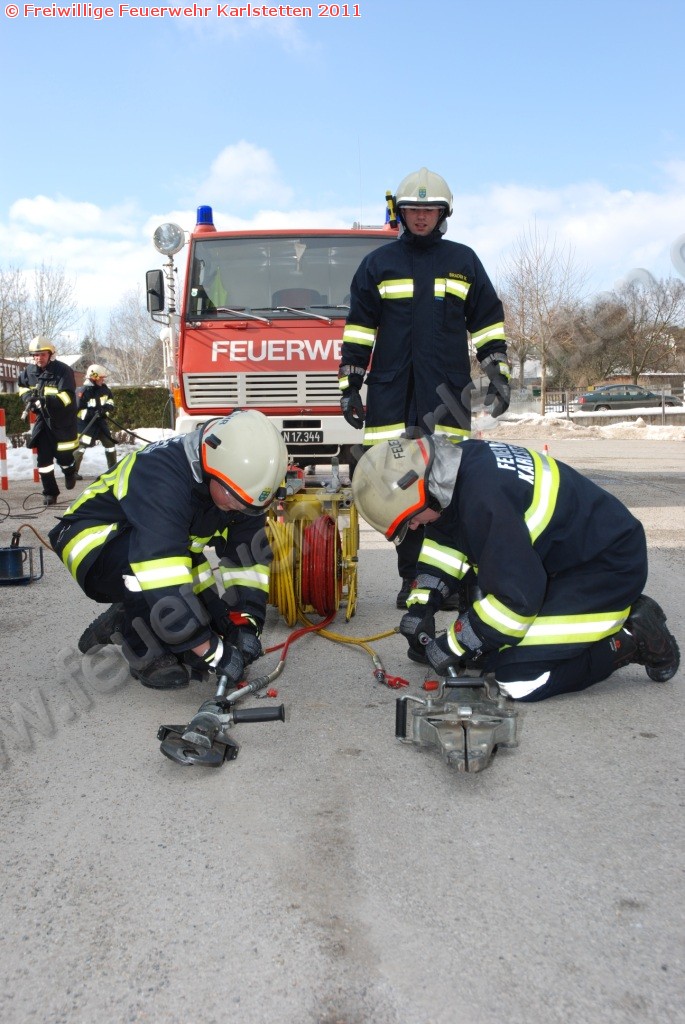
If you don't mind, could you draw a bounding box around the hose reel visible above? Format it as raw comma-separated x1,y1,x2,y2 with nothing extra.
266,488,359,626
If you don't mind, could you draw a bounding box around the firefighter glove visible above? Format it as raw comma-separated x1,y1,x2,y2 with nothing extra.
341,388,365,430
235,626,263,667
399,608,436,660
424,634,463,676
204,636,245,687
481,353,511,418
425,612,485,674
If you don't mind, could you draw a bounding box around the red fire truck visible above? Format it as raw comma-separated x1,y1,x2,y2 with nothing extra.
146,204,398,467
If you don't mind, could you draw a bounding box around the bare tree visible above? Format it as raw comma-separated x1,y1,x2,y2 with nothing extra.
609,277,685,382
31,262,80,340
0,265,30,360
500,285,536,389
499,223,588,411
547,296,628,388
79,310,106,366
105,287,163,385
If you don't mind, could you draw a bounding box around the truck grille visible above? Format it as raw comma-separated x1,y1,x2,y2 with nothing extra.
184,372,340,409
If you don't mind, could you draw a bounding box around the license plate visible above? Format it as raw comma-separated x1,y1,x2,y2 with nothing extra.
281,429,324,444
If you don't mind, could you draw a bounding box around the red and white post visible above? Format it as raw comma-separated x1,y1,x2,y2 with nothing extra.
0,408,8,491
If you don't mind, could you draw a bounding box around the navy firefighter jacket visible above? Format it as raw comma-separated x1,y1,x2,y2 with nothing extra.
414,440,647,662
48,433,273,650
17,358,79,447
339,229,507,444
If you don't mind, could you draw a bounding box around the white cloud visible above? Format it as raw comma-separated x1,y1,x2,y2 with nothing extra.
2,153,684,334
193,141,294,209
450,164,685,293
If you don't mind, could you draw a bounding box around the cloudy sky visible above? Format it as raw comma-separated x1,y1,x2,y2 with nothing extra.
0,0,683,338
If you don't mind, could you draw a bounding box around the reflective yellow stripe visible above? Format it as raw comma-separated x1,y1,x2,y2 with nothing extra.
474,594,533,638
419,539,470,578
471,322,506,348
447,621,469,658
362,423,405,444
434,424,470,442
130,556,194,590
525,451,560,542
56,439,79,452
220,565,270,592
62,523,119,580
342,324,376,347
192,562,216,593
378,279,413,299
434,278,470,300
113,453,137,500
57,391,72,406
517,608,631,647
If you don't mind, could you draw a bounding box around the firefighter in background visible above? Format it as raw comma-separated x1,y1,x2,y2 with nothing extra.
351,435,679,699
18,336,79,506
73,364,117,477
338,167,511,610
49,411,288,691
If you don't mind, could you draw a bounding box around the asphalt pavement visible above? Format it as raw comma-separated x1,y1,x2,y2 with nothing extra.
0,438,683,1024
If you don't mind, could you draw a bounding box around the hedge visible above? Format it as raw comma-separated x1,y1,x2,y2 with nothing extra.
0,387,175,446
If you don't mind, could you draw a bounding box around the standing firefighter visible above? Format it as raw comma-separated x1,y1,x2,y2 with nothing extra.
338,168,511,608
18,337,79,505
49,410,288,691
351,435,679,700
74,364,117,476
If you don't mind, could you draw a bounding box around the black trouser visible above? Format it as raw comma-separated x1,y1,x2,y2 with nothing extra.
396,526,424,581
33,430,77,497
82,531,159,660
493,641,616,701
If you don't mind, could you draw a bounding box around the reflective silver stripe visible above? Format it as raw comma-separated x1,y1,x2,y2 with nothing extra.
363,423,405,444
220,566,270,591
497,671,550,699
471,322,506,348
525,451,560,542
517,610,630,646
474,595,532,638
342,324,376,347
378,279,413,299
133,564,194,588
434,278,470,300
420,539,470,577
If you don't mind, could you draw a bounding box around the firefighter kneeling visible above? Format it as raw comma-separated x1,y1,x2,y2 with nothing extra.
49,411,288,690
352,435,679,700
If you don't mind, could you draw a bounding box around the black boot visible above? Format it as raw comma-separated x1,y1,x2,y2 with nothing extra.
78,603,127,653
396,577,415,609
72,448,85,481
43,494,58,506
611,595,680,682
131,653,189,690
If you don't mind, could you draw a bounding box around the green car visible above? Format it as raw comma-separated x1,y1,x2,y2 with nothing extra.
574,384,683,411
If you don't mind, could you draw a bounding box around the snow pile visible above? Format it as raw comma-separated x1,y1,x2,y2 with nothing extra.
2,429,175,482
2,416,683,484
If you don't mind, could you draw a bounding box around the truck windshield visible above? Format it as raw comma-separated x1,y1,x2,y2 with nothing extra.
185,234,391,319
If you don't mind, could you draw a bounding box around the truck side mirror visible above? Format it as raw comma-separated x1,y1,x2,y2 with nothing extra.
146,270,165,314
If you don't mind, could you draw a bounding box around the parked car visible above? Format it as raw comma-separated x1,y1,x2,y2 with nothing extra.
573,384,684,411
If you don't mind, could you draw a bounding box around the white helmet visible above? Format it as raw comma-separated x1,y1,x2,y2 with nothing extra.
352,435,436,544
29,336,56,355
200,410,288,514
395,167,453,233
86,364,108,380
